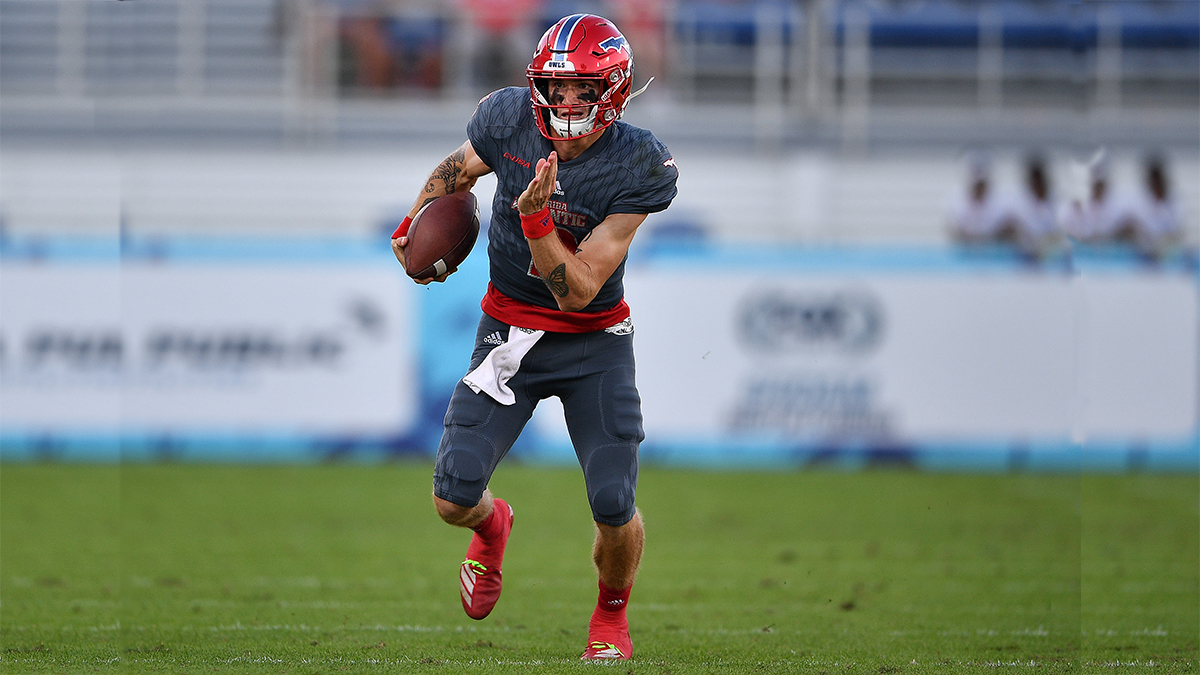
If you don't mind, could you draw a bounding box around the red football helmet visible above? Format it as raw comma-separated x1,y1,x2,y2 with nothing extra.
527,14,635,140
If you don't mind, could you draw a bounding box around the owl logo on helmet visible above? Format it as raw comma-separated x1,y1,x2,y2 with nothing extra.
527,14,651,141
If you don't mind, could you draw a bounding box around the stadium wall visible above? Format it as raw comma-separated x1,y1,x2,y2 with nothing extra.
1,235,1195,472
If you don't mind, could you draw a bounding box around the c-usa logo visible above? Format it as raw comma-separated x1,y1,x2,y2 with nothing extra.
598,36,630,55
738,289,884,354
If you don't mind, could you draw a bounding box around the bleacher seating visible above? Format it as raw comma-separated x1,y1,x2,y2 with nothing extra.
0,0,1195,246
0,0,285,97
4,0,1195,108
0,1,60,95
664,0,1200,108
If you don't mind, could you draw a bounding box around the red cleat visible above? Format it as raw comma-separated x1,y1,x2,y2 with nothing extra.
581,616,632,660
581,637,631,660
459,499,513,620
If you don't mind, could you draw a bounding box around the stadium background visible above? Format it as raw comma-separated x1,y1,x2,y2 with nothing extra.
1,0,1197,472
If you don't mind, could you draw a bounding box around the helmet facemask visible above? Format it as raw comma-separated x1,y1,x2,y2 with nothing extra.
531,77,609,139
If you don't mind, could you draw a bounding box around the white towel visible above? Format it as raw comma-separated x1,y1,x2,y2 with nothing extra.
462,326,545,405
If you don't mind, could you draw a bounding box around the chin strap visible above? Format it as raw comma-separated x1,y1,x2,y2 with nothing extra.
627,76,654,103
537,76,655,137
549,106,598,137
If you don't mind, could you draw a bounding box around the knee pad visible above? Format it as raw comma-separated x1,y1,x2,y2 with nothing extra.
432,428,496,508
584,442,638,526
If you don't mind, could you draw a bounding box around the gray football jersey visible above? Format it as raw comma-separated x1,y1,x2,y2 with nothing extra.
467,87,678,314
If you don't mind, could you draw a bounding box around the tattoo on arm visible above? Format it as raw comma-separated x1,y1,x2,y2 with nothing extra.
543,264,570,298
423,147,467,196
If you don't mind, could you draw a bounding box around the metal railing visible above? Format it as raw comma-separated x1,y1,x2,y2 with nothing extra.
0,0,1196,146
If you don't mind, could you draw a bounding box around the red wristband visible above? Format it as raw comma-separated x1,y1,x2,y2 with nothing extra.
390,216,413,239
520,207,555,239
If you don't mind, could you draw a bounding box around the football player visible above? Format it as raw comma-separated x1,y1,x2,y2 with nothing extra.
390,13,677,660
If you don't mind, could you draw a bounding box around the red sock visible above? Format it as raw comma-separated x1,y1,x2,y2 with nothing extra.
595,581,631,621
472,505,504,541
587,580,633,658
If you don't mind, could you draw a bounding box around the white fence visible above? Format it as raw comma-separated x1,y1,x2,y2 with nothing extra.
1,148,1196,249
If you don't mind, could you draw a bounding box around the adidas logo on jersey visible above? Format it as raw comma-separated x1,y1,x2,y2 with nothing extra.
483,331,505,346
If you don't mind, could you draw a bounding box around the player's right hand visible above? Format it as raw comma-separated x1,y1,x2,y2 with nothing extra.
391,236,449,285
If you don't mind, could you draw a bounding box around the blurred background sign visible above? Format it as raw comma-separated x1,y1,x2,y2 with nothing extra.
1,249,417,459
0,0,1196,469
529,256,1198,469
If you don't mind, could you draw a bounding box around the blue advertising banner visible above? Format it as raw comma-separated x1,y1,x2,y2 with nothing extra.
1,235,1196,471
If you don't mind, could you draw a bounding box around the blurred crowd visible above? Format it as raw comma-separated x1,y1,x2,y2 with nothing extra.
946,151,1186,263
315,0,668,92
303,0,1192,263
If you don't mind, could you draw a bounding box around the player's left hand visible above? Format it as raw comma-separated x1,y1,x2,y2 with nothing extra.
518,152,557,216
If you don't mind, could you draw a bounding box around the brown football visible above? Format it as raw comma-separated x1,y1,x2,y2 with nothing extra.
403,191,480,280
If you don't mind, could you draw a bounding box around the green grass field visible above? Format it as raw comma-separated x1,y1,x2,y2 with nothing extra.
1,462,1196,674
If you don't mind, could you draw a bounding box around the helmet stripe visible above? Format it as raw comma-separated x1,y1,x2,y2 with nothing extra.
553,13,587,53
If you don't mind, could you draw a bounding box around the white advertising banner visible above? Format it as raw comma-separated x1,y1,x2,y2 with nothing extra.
535,270,1197,446
1,261,416,436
